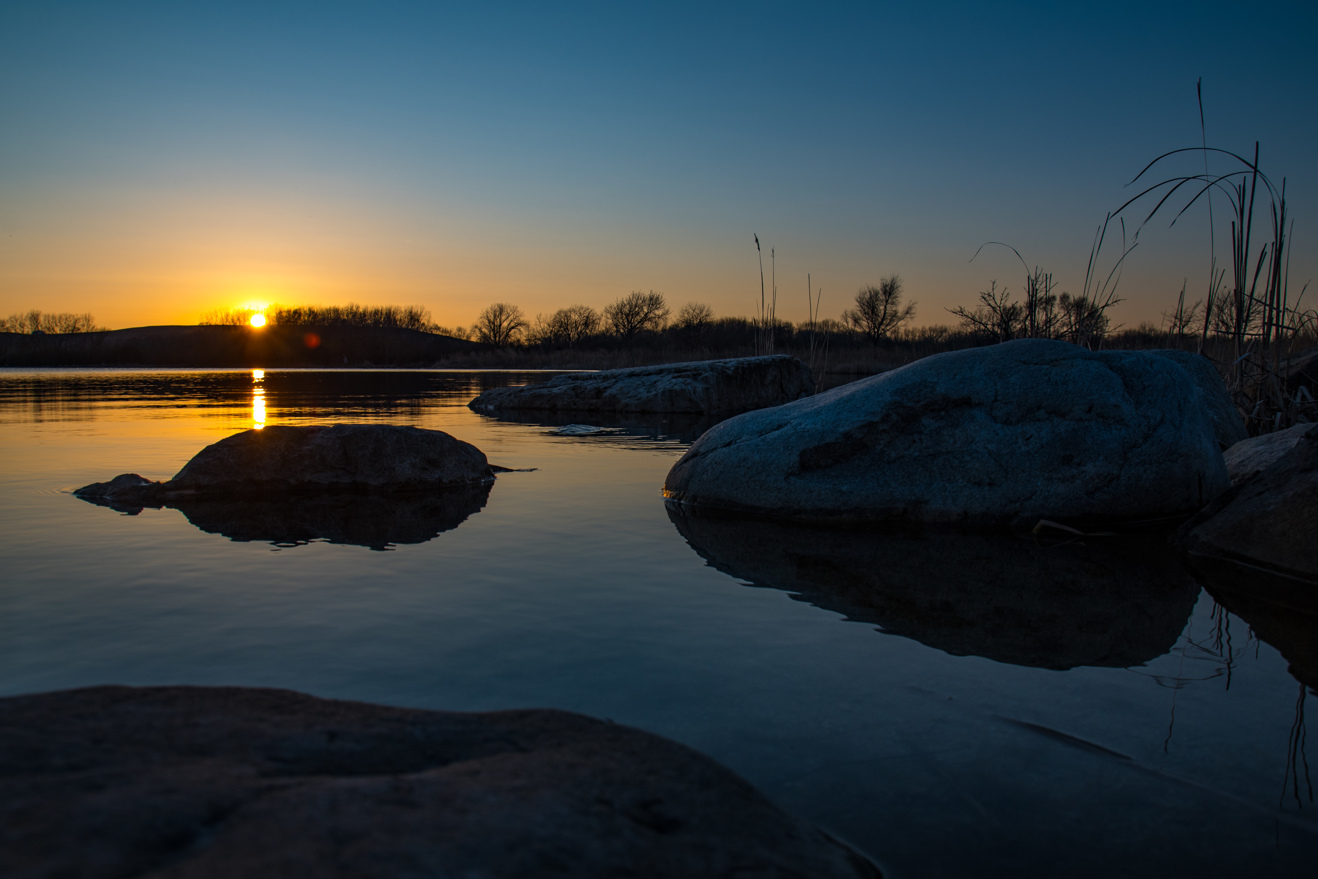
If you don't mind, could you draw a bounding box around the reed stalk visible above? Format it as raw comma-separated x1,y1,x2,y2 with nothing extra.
753,235,777,355
806,272,829,392
1115,135,1312,433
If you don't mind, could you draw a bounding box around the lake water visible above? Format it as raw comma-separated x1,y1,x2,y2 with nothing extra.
1,368,1313,877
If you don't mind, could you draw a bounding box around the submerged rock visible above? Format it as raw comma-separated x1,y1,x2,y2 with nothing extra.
664,339,1230,528
1177,433,1318,581
668,506,1198,671
468,355,814,415
73,426,498,549
0,686,879,879
72,472,158,505
75,424,494,504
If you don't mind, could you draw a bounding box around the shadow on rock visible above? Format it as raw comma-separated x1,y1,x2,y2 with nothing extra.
668,505,1199,671
77,483,492,551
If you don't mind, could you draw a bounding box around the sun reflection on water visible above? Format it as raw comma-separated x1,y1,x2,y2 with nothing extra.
252,369,266,429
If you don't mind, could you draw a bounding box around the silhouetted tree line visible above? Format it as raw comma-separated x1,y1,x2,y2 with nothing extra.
201,303,435,331
470,288,928,358
947,272,1115,346
1,310,104,334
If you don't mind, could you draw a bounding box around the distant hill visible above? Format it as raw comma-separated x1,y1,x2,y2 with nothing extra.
0,325,486,368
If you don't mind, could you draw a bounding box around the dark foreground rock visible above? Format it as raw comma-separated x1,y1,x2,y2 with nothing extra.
468,355,814,415
0,686,879,879
1177,432,1318,581
664,339,1230,528
75,424,494,505
668,506,1198,670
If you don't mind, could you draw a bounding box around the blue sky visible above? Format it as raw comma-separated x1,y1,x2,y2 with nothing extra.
2,0,1314,329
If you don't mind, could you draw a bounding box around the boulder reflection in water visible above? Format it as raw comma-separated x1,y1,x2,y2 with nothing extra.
78,483,492,551
667,505,1199,671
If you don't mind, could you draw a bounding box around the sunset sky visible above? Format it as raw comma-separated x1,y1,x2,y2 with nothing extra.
2,1,1314,332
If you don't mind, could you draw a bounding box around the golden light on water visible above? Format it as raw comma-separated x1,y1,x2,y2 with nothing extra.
252,368,266,429
249,313,267,328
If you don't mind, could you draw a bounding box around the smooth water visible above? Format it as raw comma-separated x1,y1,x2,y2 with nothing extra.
1,368,1313,877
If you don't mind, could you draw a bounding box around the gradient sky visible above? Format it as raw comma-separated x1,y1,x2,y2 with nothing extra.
2,1,1315,331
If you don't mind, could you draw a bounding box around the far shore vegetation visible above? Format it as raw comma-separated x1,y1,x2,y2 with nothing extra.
0,310,105,335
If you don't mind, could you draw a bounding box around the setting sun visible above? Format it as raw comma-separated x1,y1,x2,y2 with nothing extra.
249,313,267,328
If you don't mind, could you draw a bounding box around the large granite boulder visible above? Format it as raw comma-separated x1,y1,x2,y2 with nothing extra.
664,339,1230,528
0,686,878,879
1177,432,1318,581
75,424,494,506
668,506,1198,671
468,355,814,415
1147,349,1247,448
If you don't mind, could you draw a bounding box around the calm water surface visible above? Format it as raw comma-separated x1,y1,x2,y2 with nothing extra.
1,368,1313,877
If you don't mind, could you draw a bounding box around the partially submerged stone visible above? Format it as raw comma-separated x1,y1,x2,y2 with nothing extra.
75,424,494,506
1177,433,1318,581
468,355,814,415
0,686,879,879
664,339,1230,528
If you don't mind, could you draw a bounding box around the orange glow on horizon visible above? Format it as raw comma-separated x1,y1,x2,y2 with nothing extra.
249,313,267,328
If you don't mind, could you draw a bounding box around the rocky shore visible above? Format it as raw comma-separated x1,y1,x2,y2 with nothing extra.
469,355,815,415
0,686,879,879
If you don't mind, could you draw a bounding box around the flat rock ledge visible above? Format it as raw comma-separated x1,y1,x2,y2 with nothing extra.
0,686,879,879
663,339,1230,528
1222,422,1318,485
468,355,814,415
74,424,494,506
1177,431,1318,581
